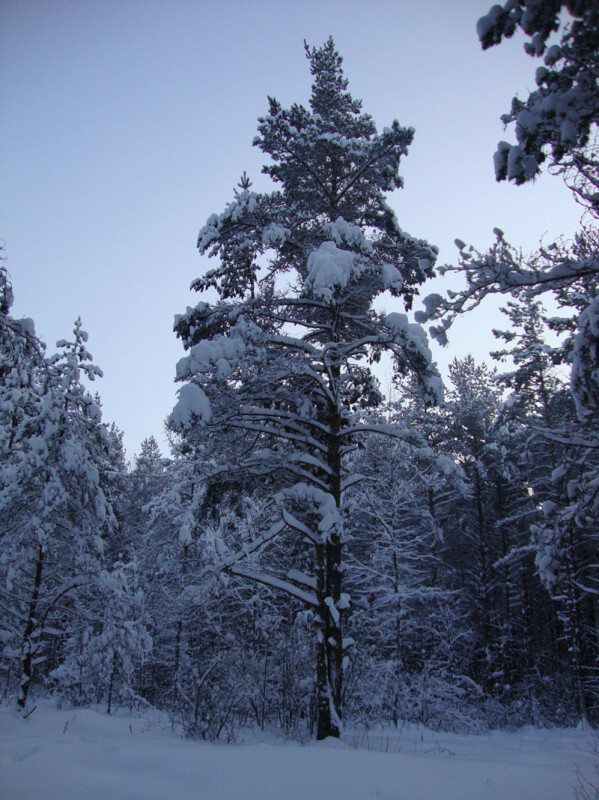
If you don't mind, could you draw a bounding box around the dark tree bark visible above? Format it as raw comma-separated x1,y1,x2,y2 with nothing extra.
17,545,44,711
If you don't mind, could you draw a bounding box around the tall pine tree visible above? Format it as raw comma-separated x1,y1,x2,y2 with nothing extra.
171,39,442,738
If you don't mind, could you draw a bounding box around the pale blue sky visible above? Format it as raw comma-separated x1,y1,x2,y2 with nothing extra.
1,0,582,457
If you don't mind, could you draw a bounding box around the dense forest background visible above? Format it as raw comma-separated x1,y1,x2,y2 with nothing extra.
1,0,597,740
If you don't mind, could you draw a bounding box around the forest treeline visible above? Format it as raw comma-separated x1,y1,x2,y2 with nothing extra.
1,1,597,739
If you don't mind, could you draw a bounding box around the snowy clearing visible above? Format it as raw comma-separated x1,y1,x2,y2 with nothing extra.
1,704,596,800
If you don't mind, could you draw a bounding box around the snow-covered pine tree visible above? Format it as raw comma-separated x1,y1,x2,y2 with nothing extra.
117,435,169,569
171,38,443,738
0,266,46,702
491,298,561,425
0,311,115,710
132,437,168,506
102,423,131,564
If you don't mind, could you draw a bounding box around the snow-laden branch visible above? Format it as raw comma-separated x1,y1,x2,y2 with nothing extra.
225,420,328,454
221,519,287,571
339,423,425,446
286,568,317,590
229,564,318,607
416,232,599,346
235,407,331,436
282,509,319,545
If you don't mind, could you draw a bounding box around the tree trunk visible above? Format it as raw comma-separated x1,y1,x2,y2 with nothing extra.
315,381,344,739
17,545,44,711
474,470,493,684
107,650,117,715
392,550,402,728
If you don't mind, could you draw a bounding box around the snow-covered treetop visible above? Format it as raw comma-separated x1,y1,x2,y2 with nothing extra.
191,37,436,307
305,37,364,119
171,38,444,444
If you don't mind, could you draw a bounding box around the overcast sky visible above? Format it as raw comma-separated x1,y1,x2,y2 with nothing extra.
1,0,583,457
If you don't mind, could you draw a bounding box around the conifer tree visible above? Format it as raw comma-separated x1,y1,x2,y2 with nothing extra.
0,308,114,710
171,38,442,738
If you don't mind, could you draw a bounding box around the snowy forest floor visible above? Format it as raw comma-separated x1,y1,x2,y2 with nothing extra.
1,703,597,800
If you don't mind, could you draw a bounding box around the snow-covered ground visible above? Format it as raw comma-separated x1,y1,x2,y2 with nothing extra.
1,703,596,800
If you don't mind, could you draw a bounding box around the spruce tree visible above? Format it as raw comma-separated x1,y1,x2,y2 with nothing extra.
0,309,115,710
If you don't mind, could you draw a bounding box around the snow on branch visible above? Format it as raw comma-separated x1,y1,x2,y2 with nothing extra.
416,231,599,346
221,519,287,571
286,568,317,590
339,423,425,447
229,565,318,606
282,509,320,544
